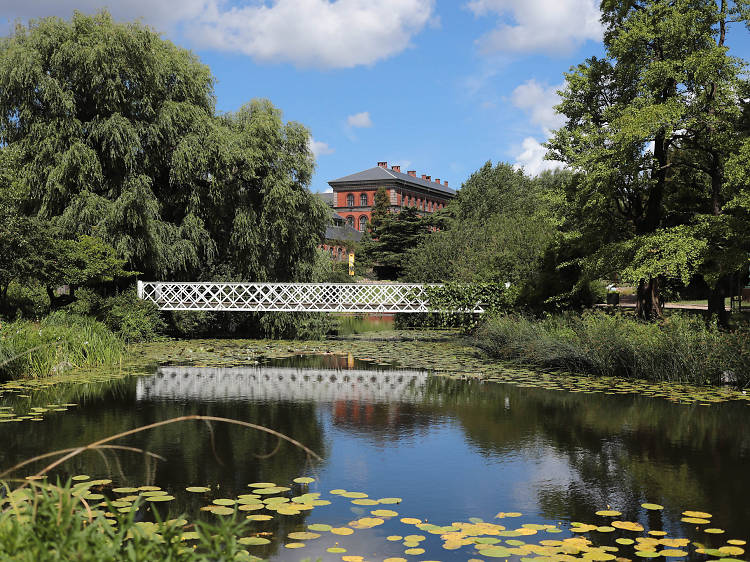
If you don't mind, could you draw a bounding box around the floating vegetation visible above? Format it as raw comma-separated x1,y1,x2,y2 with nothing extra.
2,472,746,561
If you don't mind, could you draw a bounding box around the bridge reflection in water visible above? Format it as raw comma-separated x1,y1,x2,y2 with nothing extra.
136,366,429,405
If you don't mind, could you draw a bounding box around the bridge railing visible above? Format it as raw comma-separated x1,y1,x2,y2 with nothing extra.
136,281,485,314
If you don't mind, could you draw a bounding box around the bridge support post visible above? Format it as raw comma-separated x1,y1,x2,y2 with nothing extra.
137,280,143,300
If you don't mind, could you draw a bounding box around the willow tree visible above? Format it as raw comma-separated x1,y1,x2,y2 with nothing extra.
0,11,326,284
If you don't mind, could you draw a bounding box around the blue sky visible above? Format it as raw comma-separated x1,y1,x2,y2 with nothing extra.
3,1,749,193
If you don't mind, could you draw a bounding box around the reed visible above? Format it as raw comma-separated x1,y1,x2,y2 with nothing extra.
475,311,750,386
0,313,124,380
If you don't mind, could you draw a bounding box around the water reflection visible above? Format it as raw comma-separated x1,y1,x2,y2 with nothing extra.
0,355,748,557
138,366,428,403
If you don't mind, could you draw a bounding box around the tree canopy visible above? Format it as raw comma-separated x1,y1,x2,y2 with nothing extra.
0,11,327,287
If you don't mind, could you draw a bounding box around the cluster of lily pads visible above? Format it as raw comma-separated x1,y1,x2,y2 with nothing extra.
0,402,76,423
138,337,750,407
3,474,746,561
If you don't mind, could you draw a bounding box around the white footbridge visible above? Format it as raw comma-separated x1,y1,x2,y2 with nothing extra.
137,281,484,314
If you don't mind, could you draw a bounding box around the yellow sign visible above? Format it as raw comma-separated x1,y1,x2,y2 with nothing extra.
348,253,355,276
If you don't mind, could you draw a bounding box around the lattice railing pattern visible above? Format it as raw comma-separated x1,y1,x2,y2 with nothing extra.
137,281,484,314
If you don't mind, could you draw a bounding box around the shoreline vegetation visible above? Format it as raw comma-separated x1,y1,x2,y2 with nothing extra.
0,313,124,381
475,311,750,388
2,306,750,392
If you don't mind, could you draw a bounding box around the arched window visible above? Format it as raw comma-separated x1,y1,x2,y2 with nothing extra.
346,215,354,227
360,193,368,206
359,215,368,232
347,193,354,207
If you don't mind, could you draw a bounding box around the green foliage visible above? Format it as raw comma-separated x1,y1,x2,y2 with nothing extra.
0,11,327,287
421,282,513,331
362,206,428,280
0,481,254,561
405,164,567,307
0,313,124,380
476,311,750,386
547,0,750,322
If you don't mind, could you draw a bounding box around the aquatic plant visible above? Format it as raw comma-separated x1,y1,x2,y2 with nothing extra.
0,313,124,380
476,311,750,386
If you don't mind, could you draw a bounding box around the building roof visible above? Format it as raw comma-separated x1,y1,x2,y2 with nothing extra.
316,192,335,207
324,225,363,243
328,166,456,196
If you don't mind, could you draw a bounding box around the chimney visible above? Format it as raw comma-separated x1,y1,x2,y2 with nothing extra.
421,174,427,180
425,175,431,181
392,165,401,172
408,170,416,177
443,180,448,187
434,178,440,184
377,161,388,168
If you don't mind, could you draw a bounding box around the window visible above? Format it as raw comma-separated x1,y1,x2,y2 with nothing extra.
346,215,354,227
347,193,354,207
338,248,343,259
360,193,368,206
358,215,368,232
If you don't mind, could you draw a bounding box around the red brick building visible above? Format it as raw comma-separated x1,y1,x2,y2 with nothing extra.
328,161,457,231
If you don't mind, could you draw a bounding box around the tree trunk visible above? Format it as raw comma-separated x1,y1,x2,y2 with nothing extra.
707,274,731,329
635,277,663,321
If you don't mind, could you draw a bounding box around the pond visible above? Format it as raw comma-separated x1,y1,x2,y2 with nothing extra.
1,349,749,561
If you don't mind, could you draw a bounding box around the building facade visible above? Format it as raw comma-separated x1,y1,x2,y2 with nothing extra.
328,161,457,231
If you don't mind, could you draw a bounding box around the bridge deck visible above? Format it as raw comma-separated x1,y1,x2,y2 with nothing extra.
137,281,484,314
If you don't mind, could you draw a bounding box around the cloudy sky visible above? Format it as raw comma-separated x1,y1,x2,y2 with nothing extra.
2,1,749,192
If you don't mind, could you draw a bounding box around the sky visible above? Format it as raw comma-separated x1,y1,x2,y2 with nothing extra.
2,0,749,194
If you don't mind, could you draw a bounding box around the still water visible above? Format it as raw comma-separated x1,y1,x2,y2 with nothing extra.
1,353,748,560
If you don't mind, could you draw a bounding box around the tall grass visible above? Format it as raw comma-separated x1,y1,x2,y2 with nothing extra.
0,312,124,380
476,311,750,386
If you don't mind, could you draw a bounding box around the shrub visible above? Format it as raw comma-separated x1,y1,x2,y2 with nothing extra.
101,290,165,342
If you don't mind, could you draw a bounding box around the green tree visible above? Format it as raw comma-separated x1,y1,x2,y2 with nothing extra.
547,0,749,323
0,11,326,287
363,206,427,280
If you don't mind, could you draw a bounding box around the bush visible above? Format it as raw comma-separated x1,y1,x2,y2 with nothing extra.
475,310,749,386
0,313,124,380
101,290,165,342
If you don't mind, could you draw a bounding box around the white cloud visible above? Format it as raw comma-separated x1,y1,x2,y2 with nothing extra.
309,138,335,157
466,0,603,55
511,79,565,134
188,0,435,68
513,137,564,176
347,111,373,128
3,0,435,69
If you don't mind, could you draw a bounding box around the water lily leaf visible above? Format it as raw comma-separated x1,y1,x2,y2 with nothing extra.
641,503,664,511
371,509,398,517
287,532,320,540
212,499,236,506
327,547,347,553
331,527,354,535
404,548,425,555
284,542,305,549
659,550,688,557
238,537,270,546
246,515,273,521
683,511,712,518
293,477,315,484
705,528,725,534
186,487,210,493
595,510,622,517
